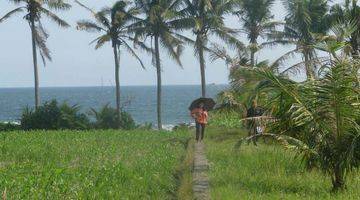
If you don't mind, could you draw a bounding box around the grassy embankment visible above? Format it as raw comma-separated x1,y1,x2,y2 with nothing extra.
0,130,193,199
205,127,360,199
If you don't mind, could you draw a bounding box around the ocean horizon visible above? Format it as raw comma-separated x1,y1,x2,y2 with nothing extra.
0,84,227,125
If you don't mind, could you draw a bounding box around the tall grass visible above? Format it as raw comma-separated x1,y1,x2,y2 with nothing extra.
0,130,190,199
205,128,360,199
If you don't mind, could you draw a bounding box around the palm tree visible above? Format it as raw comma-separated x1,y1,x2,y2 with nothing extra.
131,0,185,130
234,0,278,67
237,39,360,190
180,0,242,97
75,1,149,127
1,0,71,108
269,0,329,80
329,0,360,57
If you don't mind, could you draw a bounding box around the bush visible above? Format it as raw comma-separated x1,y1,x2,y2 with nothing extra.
21,100,62,130
59,103,90,130
90,104,136,130
0,122,21,131
21,100,90,130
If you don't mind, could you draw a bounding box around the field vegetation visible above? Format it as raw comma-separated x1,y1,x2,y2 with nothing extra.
0,130,191,199
205,128,360,199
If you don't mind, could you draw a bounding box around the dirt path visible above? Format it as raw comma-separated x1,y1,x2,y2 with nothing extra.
193,142,210,200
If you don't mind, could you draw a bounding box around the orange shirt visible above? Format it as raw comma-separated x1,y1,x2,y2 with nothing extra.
191,108,208,124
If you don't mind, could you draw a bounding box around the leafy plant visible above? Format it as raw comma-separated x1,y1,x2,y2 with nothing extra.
21,100,90,130
90,104,136,130
238,53,360,191
21,100,62,130
59,103,90,130
0,122,20,132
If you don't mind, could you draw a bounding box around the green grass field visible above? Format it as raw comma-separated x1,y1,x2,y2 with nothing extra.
0,130,191,199
205,128,360,200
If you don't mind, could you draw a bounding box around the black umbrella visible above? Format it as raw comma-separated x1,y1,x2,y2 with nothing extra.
189,98,216,111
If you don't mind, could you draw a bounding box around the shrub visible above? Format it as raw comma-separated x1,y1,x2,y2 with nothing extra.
0,122,21,132
21,100,90,130
90,104,136,130
59,103,90,130
21,100,62,130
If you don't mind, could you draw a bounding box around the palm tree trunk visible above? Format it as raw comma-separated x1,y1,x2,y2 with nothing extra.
30,19,40,108
304,51,315,81
332,164,345,191
198,36,206,97
154,35,162,130
250,40,257,67
350,35,359,57
250,49,255,67
112,43,121,128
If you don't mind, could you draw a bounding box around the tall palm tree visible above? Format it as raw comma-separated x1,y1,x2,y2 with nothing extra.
180,0,242,97
1,0,71,108
75,0,149,127
269,0,329,80
234,0,278,67
329,0,360,57
131,0,185,130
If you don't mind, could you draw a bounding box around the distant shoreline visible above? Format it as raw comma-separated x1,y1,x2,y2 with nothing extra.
0,84,228,89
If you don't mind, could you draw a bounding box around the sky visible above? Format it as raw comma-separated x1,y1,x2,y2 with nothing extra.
0,0,341,88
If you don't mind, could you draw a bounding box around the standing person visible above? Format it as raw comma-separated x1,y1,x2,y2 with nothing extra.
191,103,208,142
246,100,264,145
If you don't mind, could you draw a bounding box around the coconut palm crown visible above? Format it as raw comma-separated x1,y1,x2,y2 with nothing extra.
180,0,242,97
234,0,279,67
130,0,186,130
75,0,150,127
1,0,71,108
268,0,330,80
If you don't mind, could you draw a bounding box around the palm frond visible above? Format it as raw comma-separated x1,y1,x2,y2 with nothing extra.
0,7,24,23
95,34,111,49
45,0,71,11
39,7,70,27
121,40,146,69
77,20,104,32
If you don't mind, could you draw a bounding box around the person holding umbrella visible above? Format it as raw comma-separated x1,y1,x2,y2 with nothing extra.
189,98,215,142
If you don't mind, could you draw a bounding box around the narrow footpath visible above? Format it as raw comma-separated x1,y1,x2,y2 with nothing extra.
193,142,210,200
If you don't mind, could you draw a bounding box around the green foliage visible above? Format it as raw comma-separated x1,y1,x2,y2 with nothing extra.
131,0,185,66
0,122,20,132
234,0,278,65
209,110,244,128
90,104,136,130
239,55,360,190
21,100,90,130
205,128,360,199
267,0,330,79
21,100,62,130
59,103,91,130
329,0,360,56
0,130,191,198
19,101,137,131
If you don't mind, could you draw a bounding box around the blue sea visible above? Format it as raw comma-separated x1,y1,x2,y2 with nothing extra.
0,85,227,125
